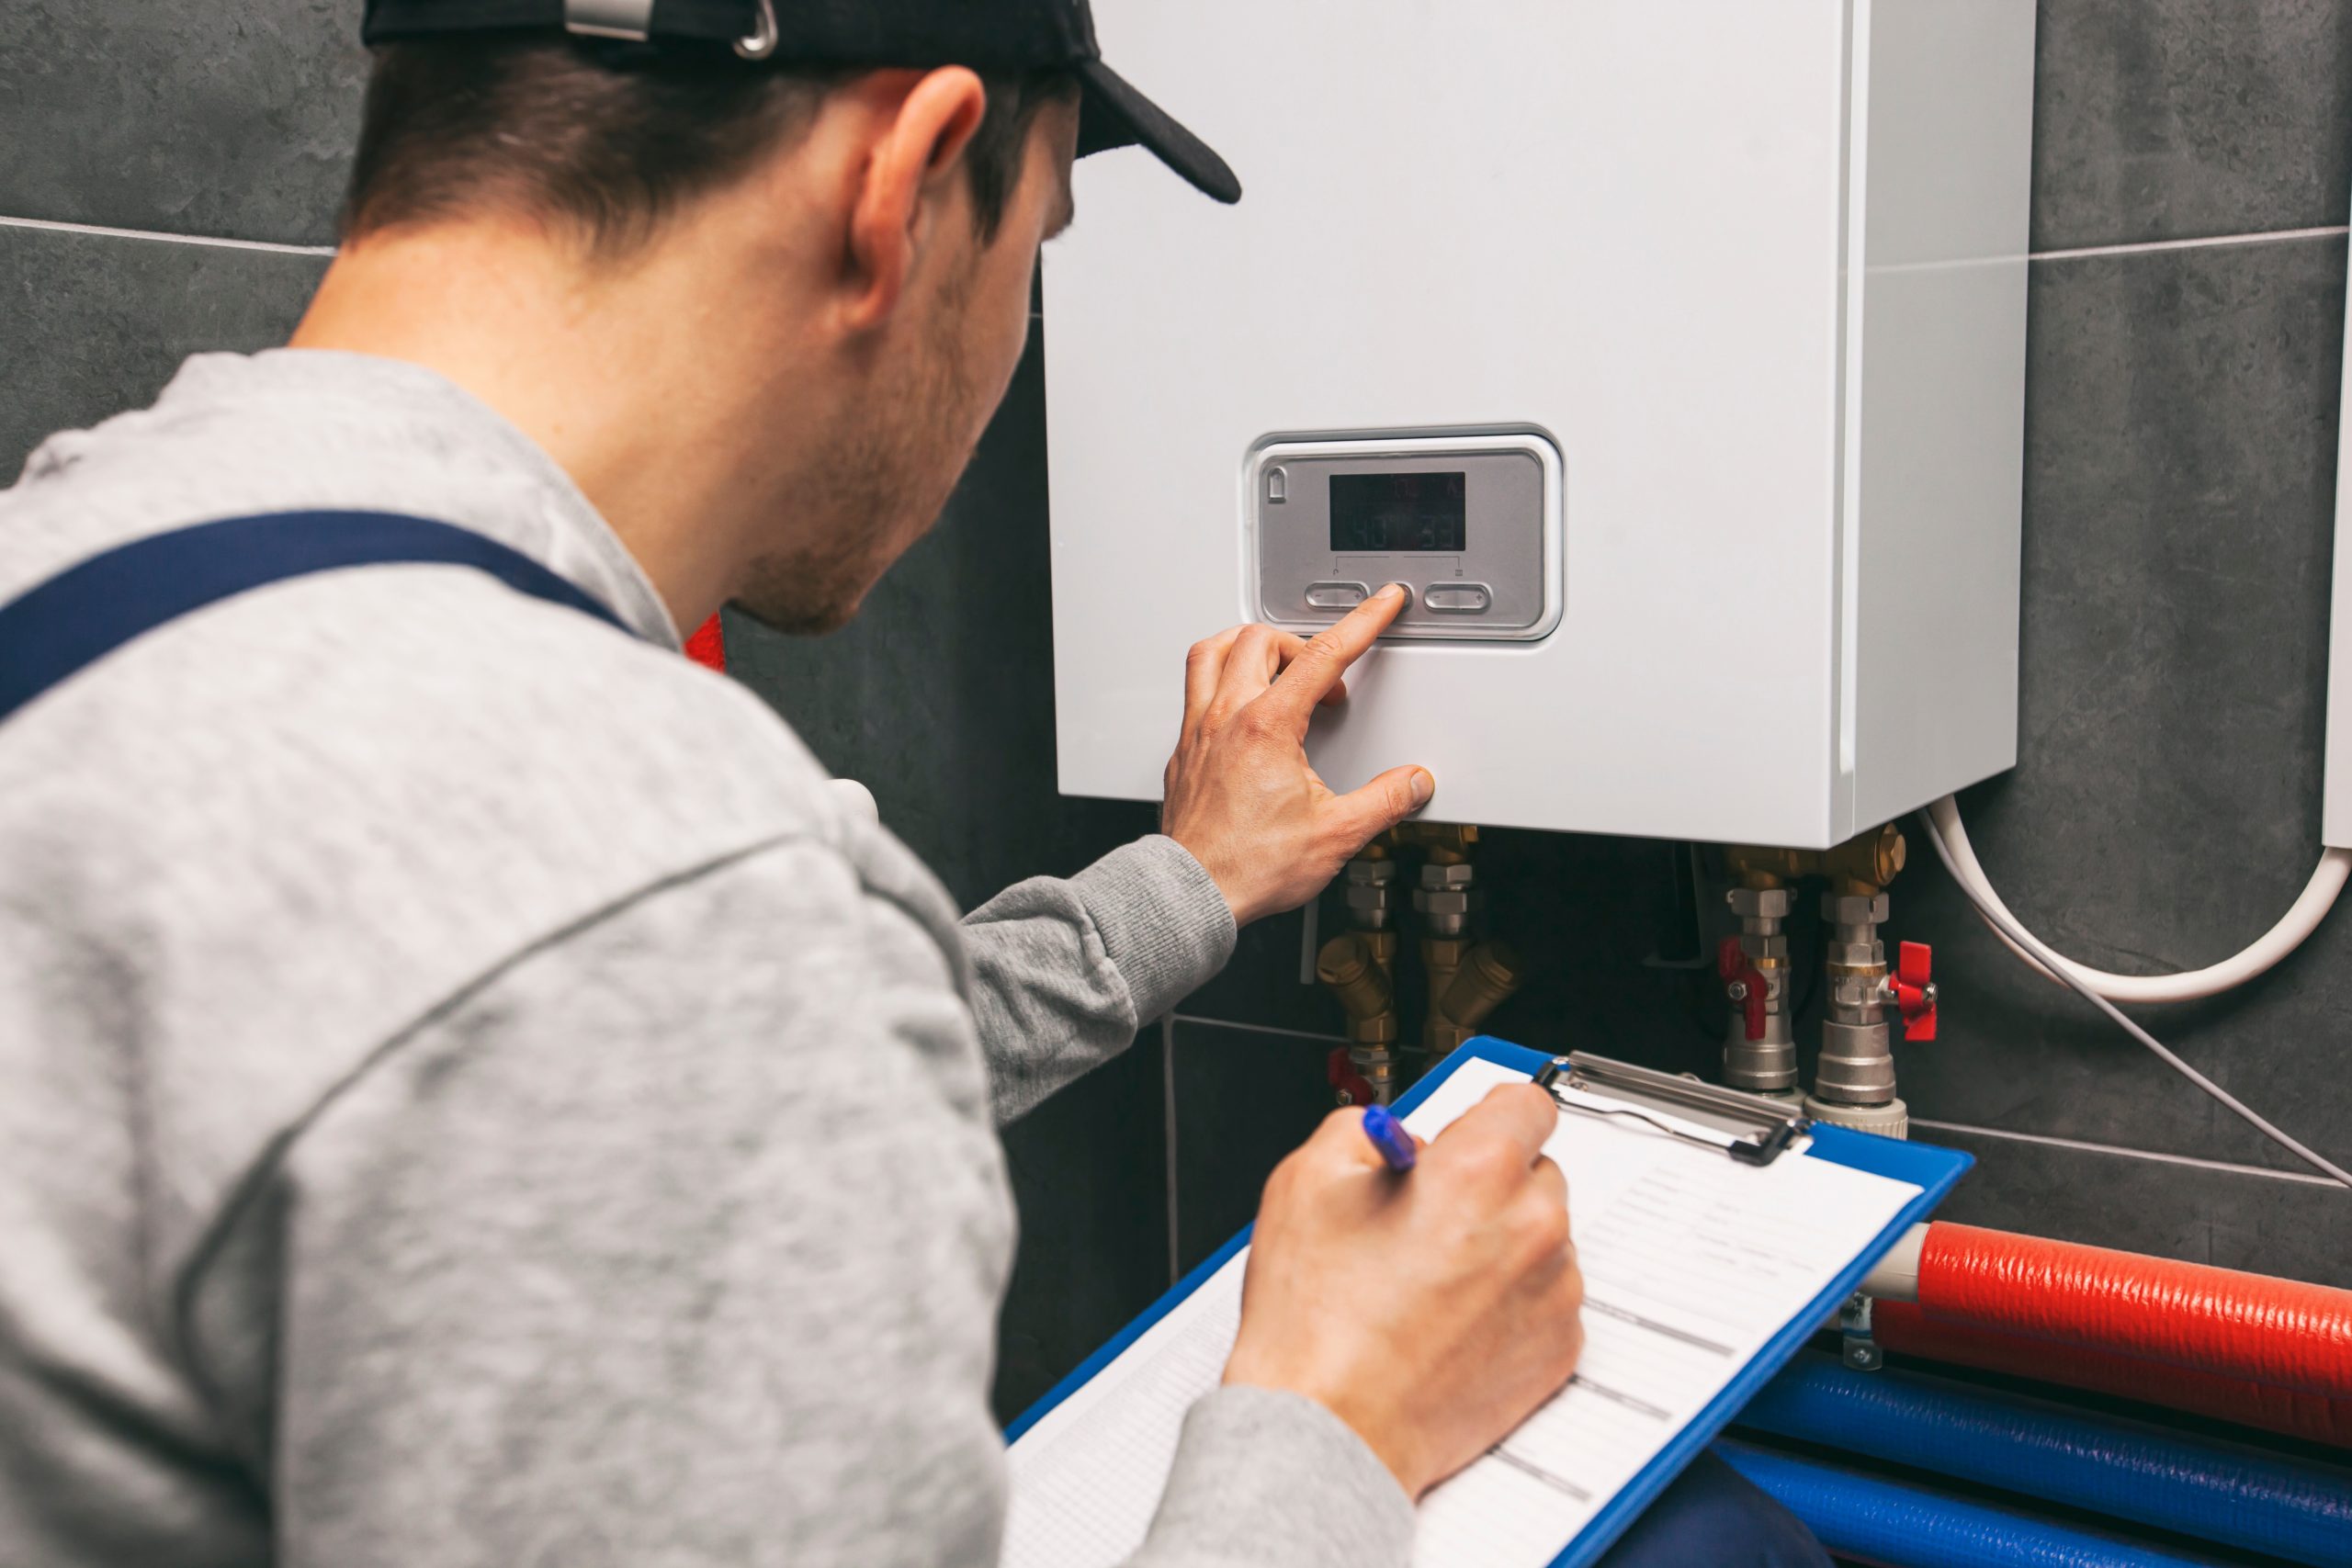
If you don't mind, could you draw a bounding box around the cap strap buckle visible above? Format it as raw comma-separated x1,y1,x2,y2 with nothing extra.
733,0,778,60
563,0,653,42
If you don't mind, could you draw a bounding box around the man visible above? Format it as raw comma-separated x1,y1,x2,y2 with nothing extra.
0,3,1827,1565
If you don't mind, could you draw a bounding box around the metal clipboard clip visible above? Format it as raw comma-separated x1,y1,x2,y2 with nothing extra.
1533,1052,1810,1167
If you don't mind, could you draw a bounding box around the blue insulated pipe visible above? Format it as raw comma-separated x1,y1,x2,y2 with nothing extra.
1733,1352,2352,1567
1713,1441,2224,1568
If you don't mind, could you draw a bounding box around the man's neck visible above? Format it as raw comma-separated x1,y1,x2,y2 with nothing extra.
289,221,814,631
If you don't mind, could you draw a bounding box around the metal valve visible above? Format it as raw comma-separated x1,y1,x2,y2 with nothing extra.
1894,941,1938,1042
1326,1046,1379,1107
1717,936,1770,1043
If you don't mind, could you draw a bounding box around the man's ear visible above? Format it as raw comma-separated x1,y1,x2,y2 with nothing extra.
842,67,989,333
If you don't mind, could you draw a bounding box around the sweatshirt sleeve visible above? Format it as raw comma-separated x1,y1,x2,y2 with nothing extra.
1125,1388,1417,1568
181,840,1021,1568
961,835,1237,1122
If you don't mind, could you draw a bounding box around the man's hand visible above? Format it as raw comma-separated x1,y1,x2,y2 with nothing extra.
1160,585,1433,927
1222,1086,1585,1499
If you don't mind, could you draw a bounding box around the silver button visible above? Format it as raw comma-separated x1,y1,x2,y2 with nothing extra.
1424,583,1491,612
1265,466,1287,503
1304,581,1369,610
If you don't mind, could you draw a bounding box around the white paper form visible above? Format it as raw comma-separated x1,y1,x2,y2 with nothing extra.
1002,1059,1922,1568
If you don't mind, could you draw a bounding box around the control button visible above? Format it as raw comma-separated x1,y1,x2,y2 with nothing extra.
1304,581,1370,610
1265,466,1287,503
1424,582,1492,613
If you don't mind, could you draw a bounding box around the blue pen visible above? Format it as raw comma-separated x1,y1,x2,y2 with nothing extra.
1360,1102,1418,1172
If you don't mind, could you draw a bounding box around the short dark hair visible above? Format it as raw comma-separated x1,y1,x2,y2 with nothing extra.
343,39,1074,254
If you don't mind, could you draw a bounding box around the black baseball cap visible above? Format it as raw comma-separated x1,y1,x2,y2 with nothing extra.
360,0,1241,204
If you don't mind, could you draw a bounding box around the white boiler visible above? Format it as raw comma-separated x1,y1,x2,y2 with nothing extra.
1045,1,2037,849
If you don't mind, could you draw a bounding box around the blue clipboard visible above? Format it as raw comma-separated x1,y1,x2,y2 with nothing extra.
1006,1034,1973,1568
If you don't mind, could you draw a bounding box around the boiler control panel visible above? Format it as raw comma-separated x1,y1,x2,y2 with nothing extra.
1247,431,1564,641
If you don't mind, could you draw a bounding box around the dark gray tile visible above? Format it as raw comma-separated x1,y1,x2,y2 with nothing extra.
1894,233,2349,1177
1170,1018,1336,1273
723,326,1157,912
1920,1124,2352,1290
0,1,368,245
992,1032,1170,1423
2031,0,2352,250
0,224,327,482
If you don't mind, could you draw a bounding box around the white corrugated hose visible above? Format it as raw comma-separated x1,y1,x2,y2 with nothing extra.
1924,795,2349,1004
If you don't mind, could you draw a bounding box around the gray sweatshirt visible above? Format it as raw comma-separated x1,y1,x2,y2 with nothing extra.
0,352,1415,1568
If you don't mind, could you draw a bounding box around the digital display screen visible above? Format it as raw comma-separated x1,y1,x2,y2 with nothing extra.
1329,471,1467,553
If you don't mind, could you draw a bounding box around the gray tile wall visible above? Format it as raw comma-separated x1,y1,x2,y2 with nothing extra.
4,1,2347,1428
0,1,367,245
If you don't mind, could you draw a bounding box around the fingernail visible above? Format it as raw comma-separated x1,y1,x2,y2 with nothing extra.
1410,769,1434,805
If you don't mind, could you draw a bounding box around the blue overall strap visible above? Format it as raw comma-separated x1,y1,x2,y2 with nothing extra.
0,510,639,727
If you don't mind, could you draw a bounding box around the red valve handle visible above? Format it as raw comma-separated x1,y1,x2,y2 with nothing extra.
1716,937,1770,1043
1327,1046,1380,1107
1895,940,1938,1042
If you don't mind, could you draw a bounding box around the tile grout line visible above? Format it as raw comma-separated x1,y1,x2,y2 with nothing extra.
1,211,2341,267
2029,224,2348,262
0,214,336,257
1170,1011,1347,1046
1910,1118,2344,1189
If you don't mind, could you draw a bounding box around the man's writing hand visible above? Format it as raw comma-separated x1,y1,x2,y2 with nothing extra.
1160,585,1433,927
1223,1085,1586,1499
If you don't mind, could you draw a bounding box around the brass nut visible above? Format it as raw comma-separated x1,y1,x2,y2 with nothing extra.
1419,862,1476,889
1348,1016,1399,1044
1347,859,1398,886
1343,884,1393,913
1728,886,1796,919
1421,935,1473,966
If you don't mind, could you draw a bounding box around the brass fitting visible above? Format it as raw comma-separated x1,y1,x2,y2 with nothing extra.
1825,822,1906,896
1317,933,1394,1028
1724,824,1905,895
1441,938,1524,1033
1419,935,1469,1051
1419,937,1523,1053
1391,822,1479,864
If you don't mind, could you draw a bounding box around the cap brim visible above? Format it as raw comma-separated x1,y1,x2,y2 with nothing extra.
1074,60,1241,205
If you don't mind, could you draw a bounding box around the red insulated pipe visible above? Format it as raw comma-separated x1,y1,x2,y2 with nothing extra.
1866,1222,2352,1447
1909,1223,2352,1399
1872,1302,2352,1448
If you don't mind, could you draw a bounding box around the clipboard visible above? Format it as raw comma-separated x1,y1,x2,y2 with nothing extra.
1003,1036,1972,1568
